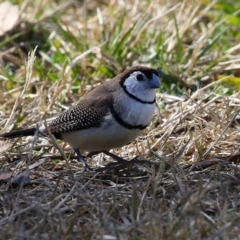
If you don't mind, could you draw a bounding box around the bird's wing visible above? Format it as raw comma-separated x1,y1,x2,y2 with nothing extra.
48,94,113,135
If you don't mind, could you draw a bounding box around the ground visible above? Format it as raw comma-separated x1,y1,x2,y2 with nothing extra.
0,0,240,239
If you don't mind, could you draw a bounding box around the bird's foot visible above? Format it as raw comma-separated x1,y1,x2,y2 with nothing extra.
83,164,94,172
75,149,94,172
94,163,119,172
85,151,130,172
102,151,129,163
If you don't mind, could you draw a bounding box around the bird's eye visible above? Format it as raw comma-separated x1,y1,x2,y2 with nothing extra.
136,74,144,81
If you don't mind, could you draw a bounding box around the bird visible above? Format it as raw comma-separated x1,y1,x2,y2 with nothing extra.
0,66,161,171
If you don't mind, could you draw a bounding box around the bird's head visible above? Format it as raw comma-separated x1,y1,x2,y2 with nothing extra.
120,66,161,103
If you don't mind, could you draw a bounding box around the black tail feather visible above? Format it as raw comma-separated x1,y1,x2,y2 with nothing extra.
0,128,37,139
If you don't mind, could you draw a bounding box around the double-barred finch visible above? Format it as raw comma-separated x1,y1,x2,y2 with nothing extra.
0,66,161,171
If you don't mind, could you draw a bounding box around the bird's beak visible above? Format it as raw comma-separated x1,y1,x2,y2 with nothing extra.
148,74,161,89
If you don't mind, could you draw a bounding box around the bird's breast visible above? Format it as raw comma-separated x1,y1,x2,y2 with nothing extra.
115,98,155,127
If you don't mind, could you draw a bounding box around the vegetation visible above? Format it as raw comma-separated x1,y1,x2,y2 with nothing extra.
1,0,240,239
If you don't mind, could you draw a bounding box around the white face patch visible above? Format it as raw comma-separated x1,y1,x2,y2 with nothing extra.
123,71,159,102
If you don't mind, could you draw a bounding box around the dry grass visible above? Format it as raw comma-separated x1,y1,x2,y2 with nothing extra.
1,0,240,239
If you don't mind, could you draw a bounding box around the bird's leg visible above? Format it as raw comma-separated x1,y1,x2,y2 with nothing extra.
93,151,129,172
86,151,101,158
84,151,128,172
74,149,92,171
102,151,128,163
87,150,128,163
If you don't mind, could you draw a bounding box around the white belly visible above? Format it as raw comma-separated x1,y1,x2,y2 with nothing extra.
61,120,142,151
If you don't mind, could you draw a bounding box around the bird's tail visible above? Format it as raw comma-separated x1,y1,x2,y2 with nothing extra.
0,128,37,139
